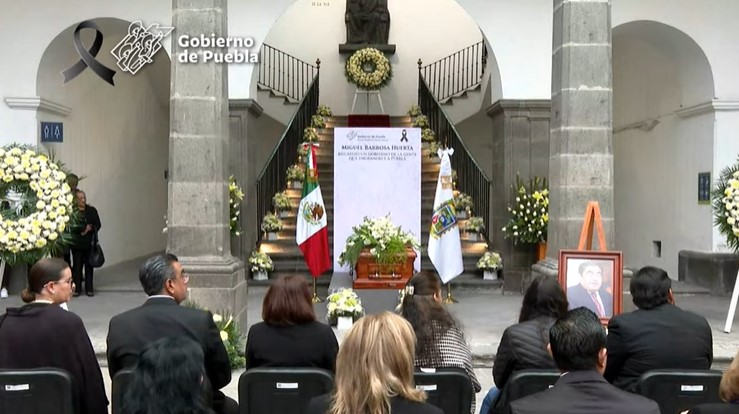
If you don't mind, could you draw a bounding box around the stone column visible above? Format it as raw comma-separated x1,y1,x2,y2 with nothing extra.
534,0,614,278
169,0,247,327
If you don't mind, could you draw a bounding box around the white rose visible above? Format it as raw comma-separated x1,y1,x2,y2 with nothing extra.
213,314,223,323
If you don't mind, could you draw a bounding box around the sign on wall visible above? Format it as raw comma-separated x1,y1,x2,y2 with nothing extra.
40,122,63,143
333,127,422,272
698,172,711,204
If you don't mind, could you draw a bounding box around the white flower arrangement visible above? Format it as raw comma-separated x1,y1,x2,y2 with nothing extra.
338,215,420,268
421,128,436,143
407,105,422,118
303,127,320,143
714,157,739,252
345,48,393,90
454,192,474,213
326,288,364,321
464,216,485,233
427,141,441,159
316,105,332,118
229,175,244,236
502,176,549,245
412,115,429,128
297,142,310,158
311,115,326,129
248,250,274,273
261,212,283,233
286,164,304,182
477,251,503,271
0,145,75,265
272,191,292,211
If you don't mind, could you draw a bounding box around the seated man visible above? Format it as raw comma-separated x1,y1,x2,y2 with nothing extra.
567,261,613,318
604,266,713,392
106,253,237,414
510,307,660,414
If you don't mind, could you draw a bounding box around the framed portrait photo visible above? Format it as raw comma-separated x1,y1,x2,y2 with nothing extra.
558,250,623,324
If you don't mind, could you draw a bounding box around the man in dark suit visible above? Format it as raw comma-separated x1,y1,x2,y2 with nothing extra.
605,266,713,392
510,307,660,414
107,253,237,414
567,261,613,318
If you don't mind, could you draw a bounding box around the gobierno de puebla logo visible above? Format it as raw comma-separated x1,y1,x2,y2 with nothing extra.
177,33,258,64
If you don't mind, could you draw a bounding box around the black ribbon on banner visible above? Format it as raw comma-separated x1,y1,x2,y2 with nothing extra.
400,129,408,142
61,20,116,86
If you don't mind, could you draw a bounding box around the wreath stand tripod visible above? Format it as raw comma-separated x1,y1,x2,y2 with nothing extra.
351,88,385,114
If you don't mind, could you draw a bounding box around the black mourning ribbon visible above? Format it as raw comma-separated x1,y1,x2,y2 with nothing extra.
401,129,408,142
62,21,116,86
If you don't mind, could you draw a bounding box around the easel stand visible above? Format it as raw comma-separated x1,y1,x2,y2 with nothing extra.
723,268,739,333
578,201,608,252
351,89,385,114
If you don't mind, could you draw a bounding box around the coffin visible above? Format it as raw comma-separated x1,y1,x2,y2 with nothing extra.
353,247,416,289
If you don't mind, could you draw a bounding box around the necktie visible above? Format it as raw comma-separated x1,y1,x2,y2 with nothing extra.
591,292,605,317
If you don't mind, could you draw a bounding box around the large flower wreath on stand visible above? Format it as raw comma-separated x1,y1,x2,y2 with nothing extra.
0,144,75,266
345,48,393,90
714,156,739,252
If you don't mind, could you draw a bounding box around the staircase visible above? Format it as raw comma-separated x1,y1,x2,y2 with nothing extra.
256,115,497,287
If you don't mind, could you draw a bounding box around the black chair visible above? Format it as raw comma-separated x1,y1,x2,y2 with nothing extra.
0,368,74,414
238,368,334,414
636,369,723,414
414,368,472,414
493,369,561,414
111,369,134,414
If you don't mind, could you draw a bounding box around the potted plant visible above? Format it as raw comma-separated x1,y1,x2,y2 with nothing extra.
326,288,364,330
477,251,503,280
454,192,473,219
407,104,422,118
502,176,549,260
412,114,429,128
427,141,441,163
317,104,332,118
272,191,292,217
338,215,420,279
303,127,320,143
311,114,326,129
421,128,435,149
261,213,283,240
286,164,304,189
464,216,485,241
228,175,244,237
248,250,274,281
297,142,309,162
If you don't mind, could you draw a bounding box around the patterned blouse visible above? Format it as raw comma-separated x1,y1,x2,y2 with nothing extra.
415,321,481,413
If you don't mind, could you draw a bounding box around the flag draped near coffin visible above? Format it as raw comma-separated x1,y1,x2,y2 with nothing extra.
428,148,464,284
296,143,331,277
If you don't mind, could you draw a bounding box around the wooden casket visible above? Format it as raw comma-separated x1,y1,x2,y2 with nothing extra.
353,247,417,289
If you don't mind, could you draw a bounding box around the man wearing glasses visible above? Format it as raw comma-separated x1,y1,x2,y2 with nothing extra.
106,253,237,414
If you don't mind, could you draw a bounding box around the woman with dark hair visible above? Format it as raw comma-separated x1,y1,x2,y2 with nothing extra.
0,258,108,414
70,189,101,297
121,336,215,414
245,274,338,371
481,275,568,414
399,271,481,413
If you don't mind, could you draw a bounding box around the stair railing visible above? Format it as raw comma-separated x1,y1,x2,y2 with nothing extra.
256,61,320,244
419,40,487,103
418,69,491,241
258,44,319,102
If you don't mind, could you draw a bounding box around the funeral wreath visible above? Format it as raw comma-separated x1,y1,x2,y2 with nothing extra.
714,156,739,252
345,47,392,90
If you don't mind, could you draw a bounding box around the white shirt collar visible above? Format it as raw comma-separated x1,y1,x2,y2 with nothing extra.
147,295,175,300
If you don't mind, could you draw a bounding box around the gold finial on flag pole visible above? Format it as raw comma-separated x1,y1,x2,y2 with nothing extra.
442,282,458,304
311,277,323,303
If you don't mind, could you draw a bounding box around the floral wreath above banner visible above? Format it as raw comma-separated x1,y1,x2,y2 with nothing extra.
714,156,739,253
345,47,393,90
0,145,74,265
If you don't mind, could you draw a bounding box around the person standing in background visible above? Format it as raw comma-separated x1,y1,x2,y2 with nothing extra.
61,174,80,268
70,190,101,297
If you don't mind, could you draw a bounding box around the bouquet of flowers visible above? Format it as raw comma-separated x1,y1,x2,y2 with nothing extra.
261,212,283,233
229,175,244,236
427,141,441,159
464,216,485,233
412,115,429,128
303,127,320,143
454,192,474,213
182,300,246,369
272,191,292,212
421,128,436,143
297,142,309,159
477,251,503,271
311,115,326,129
714,156,739,252
327,288,364,322
317,104,332,118
502,176,549,245
407,105,422,118
338,215,420,268
248,250,274,273
286,164,304,182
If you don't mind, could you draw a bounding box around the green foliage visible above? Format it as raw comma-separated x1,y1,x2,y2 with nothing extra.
713,156,739,253
261,212,283,233
421,128,436,143
311,115,326,129
502,175,549,245
407,105,422,118
412,115,429,128
464,216,485,233
272,191,292,211
286,164,304,182
182,300,246,369
316,105,332,118
454,192,474,212
228,176,244,237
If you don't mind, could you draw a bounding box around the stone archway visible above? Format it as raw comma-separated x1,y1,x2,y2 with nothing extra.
613,20,715,278
36,17,170,270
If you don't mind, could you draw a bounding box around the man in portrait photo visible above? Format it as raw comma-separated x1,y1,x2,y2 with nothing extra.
567,261,613,318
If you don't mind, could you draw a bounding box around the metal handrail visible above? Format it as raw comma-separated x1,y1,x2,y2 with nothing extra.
258,44,319,102
420,40,488,102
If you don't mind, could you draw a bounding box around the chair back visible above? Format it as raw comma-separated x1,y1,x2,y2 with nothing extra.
492,369,561,414
238,368,334,414
414,368,472,414
636,369,723,414
0,368,74,414
111,369,134,414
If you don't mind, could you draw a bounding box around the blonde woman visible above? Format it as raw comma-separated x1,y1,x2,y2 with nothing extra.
683,349,739,414
307,312,443,414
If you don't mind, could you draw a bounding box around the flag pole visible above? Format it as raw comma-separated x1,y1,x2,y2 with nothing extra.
442,282,458,304
311,277,323,303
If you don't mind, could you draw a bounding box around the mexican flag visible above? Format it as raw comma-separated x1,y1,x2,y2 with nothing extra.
296,143,331,276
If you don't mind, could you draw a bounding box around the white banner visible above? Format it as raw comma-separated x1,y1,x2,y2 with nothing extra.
333,127,422,272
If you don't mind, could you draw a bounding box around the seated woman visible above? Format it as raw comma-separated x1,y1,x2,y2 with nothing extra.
482,275,568,414
399,271,481,413
0,258,108,414
121,336,215,414
246,275,338,371
307,312,443,414
684,348,739,413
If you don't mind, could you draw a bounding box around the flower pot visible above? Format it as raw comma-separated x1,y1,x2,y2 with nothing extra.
253,270,268,281
466,232,479,241
337,316,353,330
456,211,468,220
267,232,278,241
279,210,290,218
430,156,441,164
483,270,499,281
422,142,429,149
536,242,548,261
290,181,303,190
